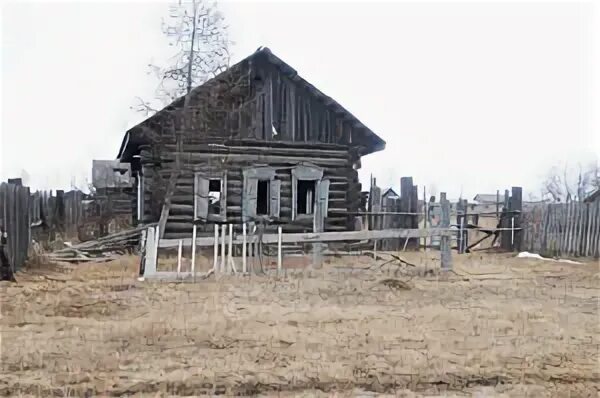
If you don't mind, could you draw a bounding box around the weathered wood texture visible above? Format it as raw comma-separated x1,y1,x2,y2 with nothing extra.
0,181,135,271
121,49,386,240
160,228,453,248
368,177,420,251
500,187,523,251
120,49,382,161
139,144,360,239
0,182,30,271
521,200,600,258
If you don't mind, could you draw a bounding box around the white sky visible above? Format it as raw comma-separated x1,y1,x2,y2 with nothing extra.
1,0,598,200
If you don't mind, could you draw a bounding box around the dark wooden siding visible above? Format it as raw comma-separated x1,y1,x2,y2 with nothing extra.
129,54,374,153
139,140,361,239
128,52,377,238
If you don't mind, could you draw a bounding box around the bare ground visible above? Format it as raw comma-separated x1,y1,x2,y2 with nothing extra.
1,252,599,397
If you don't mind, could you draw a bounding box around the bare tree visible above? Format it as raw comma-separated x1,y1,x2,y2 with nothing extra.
542,160,599,202
133,0,231,115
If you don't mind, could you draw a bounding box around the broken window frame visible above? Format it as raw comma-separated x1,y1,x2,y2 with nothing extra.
242,166,280,222
291,163,324,221
194,171,227,223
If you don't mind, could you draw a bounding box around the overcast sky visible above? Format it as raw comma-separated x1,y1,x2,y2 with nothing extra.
1,0,598,199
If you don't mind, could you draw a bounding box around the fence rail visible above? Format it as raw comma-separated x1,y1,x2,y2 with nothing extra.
522,201,600,258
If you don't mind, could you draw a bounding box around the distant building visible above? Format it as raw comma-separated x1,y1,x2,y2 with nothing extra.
473,194,501,204
382,187,399,200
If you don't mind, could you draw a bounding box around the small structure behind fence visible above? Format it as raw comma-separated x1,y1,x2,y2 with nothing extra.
521,200,600,258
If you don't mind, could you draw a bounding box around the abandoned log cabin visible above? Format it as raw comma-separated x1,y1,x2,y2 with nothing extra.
117,47,385,239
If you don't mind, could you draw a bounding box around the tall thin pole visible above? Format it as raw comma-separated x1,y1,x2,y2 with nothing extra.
177,239,182,277
423,185,427,250
221,224,226,273
242,223,247,273
191,224,197,280
228,224,234,273
277,226,282,274
213,224,219,273
496,189,500,221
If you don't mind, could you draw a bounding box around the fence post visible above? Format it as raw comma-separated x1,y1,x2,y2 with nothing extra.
191,224,197,279
213,225,219,273
501,190,510,250
440,192,452,270
144,226,157,277
277,226,282,274
242,223,247,274
423,186,427,250
221,224,226,274
228,224,235,274
177,239,182,277
457,199,464,254
511,187,522,252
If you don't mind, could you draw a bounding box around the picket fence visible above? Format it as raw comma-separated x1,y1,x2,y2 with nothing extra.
522,201,600,258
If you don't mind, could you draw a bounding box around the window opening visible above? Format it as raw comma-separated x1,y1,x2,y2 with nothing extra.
297,180,316,215
208,179,221,215
257,179,270,215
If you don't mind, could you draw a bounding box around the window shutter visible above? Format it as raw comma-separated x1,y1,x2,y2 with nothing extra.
242,175,258,222
194,174,210,221
270,179,281,218
317,178,330,216
291,173,297,220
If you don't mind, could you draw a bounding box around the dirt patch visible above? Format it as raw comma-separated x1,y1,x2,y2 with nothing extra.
1,252,599,396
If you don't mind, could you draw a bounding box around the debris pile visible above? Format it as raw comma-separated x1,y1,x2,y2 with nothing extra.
49,225,152,263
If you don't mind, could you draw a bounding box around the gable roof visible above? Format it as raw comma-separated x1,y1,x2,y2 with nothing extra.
382,187,399,198
118,47,385,160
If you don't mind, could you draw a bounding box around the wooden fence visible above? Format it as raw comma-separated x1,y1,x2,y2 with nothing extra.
521,200,600,258
369,176,420,250
0,179,135,272
0,182,31,271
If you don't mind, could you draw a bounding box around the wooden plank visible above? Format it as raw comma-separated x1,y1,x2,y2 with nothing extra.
588,203,593,257
571,202,581,256
554,204,561,256
569,201,576,255
586,203,592,256
511,187,522,252
264,73,273,141
563,201,570,255
593,201,600,257
575,202,582,256
440,193,452,270
160,227,453,248
158,173,178,239
162,144,351,158
541,205,549,254
166,152,349,167
423,186,428,250
242,223,246,273
144,226,157,276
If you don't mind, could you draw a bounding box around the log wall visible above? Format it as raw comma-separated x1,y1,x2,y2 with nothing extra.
139,141,361,239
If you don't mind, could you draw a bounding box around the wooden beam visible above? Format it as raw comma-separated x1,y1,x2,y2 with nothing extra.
157,172,178,239
159,227,453,248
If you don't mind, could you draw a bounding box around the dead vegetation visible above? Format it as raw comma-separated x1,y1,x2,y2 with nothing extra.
1,252,599,397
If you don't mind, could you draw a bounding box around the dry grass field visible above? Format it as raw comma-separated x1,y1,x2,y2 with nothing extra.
1,251,599,397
